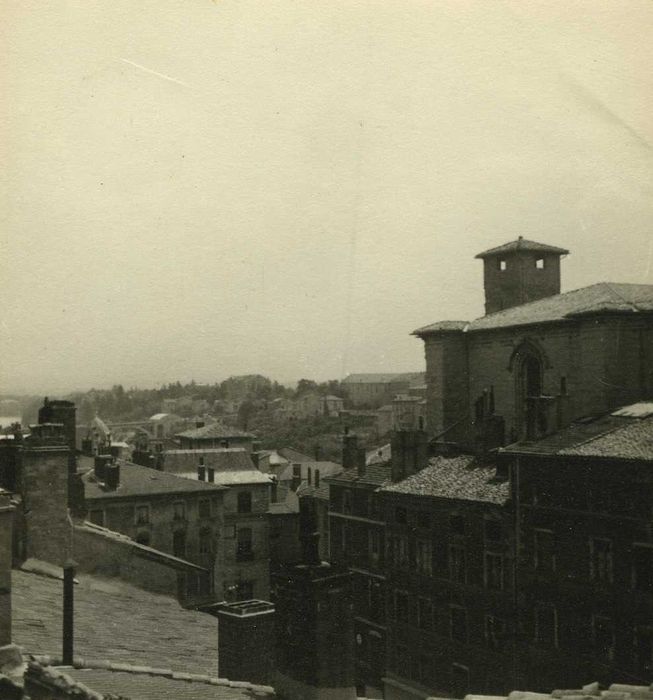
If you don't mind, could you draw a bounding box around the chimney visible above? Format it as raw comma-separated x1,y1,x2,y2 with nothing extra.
291,464,301,491
307,467,312,485
104,463,120,490
207,468,215,483
391,429,429,483
314,444,321,461
315,470,320,488
198,465,206,481
342,429,358,470
94,455,111,482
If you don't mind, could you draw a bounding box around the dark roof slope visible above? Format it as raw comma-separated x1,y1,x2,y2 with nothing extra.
175,422,254,440
83,461,226,500
12,569,220,675
475,237,569,258
414,283,653,336
381,455,509,505
502,404,653,461
325,461,393,488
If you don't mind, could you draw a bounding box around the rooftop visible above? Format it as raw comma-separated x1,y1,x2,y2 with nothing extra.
326,461,393,488
27,661,275,700
164,448,256,472
277,447,314,463
474,236,569,259
502,402,653,460
178,470,272,486
459,681,653,700
12,569,220,675
175,422,254,440
83,461,226,500
381,455,510,505
414,282,653,335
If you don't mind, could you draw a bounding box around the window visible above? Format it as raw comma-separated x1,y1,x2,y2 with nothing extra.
449,544,466,583
418,597,433,630
199,456,205,466
199,499,211,519
484,552,504,590
590,538,613,583
498,259,507,271
484,519,502,543
368,529,380,564
632,544,653,593
394,590,410,622
173,501,186,521
237,528,253,560
343,490,352,514
592,615,615,660
535,603,557,647
173,530,186,558
634,626,653,671
135,505,150,525
395,507,407,525
135,531,150,546
485,615,505,650
199,528,213,555
89,509,105,527
451,664,470,698
450,605,467,642
534,529,555,572
237,492,252,514
416,539,432,575
450,514,465,536
535,257,544,269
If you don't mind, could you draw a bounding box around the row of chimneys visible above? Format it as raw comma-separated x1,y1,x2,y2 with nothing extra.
94,455,120,490
290,464,321,491
342,426,429,483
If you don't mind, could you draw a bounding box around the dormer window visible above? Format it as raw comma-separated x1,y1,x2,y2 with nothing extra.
536,258,545,269
499,259,507,271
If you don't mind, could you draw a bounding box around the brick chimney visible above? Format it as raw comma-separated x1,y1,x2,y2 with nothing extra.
390,429,429,483
342,429,366,475
104,463,120,490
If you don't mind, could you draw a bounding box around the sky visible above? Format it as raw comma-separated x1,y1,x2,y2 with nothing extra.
2,0,652,394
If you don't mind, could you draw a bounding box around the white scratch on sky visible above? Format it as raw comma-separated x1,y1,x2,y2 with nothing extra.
119,58,189,87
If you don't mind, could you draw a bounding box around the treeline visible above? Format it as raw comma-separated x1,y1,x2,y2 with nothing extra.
36,375,348,424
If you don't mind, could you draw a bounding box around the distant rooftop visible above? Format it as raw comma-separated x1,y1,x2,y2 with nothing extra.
381,455,509,505
414,282,653,335
342,372,424,385
83,461,226,500
474,236,569,259
175,422,254,440
326,461,393,488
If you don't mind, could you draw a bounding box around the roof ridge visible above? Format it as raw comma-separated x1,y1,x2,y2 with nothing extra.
30,656,275,695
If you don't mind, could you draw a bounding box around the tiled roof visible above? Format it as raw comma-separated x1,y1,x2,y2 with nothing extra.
502,404,653,461
28,661,275,700
474,237,569,259
326,461,393,488
175,423,254,440
277,447,314,463
414,283,653,335
460,681,653,700
296,481,330,501
83,461,226,500
12,570,220,675
381,455,509,505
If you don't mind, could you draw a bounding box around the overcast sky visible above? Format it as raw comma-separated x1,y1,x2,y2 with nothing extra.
2,0,652,394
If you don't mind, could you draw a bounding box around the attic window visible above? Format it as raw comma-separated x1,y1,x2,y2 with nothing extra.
499,259,507,271
536,258,545,269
